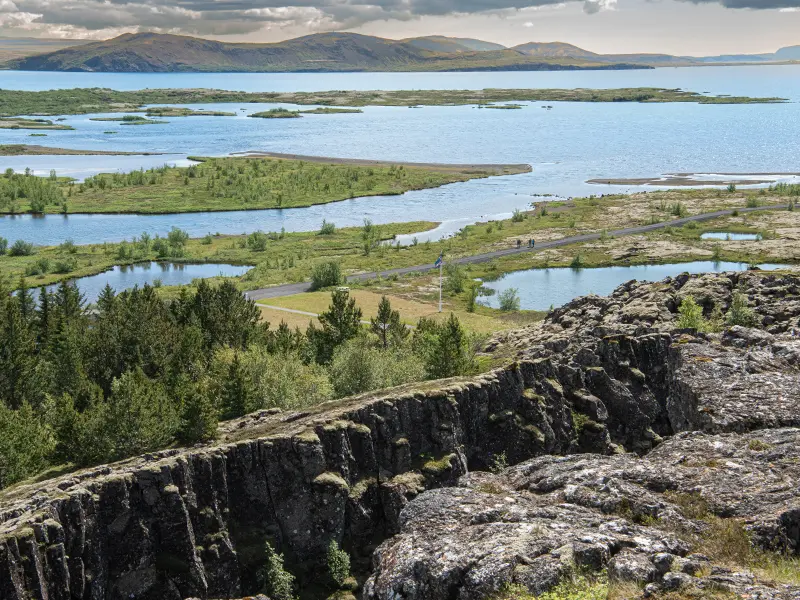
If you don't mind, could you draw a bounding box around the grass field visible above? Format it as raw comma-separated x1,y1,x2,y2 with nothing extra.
0,155,528,215
258,289,520,333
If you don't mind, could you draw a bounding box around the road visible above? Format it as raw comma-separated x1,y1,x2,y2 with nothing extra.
245,203,789,302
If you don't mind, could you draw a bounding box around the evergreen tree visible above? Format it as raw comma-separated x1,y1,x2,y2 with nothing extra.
37,286,53,349
177,380,218,444
311,290,363,364
0,290,38,409
370,296,408,349
219,354,256,419
16,277,35,324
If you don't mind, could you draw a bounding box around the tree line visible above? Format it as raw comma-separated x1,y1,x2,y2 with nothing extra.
0,279,480,489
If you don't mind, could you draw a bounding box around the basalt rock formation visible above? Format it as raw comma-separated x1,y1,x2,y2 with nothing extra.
1,271,798,600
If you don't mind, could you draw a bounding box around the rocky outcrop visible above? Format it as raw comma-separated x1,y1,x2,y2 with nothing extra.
0,271,798,599
365,428,800,599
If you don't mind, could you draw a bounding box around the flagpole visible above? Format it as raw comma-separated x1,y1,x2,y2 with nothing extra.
438,261,443,313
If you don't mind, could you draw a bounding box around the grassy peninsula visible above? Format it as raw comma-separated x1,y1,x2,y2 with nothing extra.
0,155,530,215
0,145,162,156
0,87,784,117
0,117,74,130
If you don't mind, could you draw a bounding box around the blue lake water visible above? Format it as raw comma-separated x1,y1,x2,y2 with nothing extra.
700,232,761,241
480,261,787,311
43,262,251,304
2,66,800,247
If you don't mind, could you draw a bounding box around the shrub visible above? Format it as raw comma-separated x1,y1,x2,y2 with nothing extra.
25,257,51,276
0,237,7,255
247,231,269,252
319,219,336,235
727,183,736,193
570,254,585,269
726,291,760,328
746,196,760,208
498,288,521,312
444,263,467,294
167,227,189,247
327,540,351,588
310,261,343,290
58,239,77,254
53,258,78,274
9,240,34,256
258,542,296,600
677,296,708,331
329,336,424,398
511,209,525,223
201,233,213,245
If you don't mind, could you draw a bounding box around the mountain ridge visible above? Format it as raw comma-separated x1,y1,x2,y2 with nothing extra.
3,31,798,73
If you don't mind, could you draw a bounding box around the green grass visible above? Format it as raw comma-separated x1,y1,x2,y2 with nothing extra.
0,87,784,117
0,156,524,215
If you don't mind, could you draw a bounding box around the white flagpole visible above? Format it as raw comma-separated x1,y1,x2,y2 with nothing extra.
438,260,443,313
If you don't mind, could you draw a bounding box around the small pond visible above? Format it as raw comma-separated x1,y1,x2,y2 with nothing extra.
45,262,251,304
700,232,761,241
480,261,786,311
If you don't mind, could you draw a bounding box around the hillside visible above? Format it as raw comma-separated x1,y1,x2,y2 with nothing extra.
404,35,506,53
3,31,643,72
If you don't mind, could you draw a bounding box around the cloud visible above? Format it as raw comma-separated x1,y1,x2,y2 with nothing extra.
677,0,800,8
0,0,621,39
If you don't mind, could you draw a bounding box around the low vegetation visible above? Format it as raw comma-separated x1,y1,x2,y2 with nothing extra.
0,87,784,117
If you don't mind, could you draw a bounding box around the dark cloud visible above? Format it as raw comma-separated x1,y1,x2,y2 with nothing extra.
6,0,795,38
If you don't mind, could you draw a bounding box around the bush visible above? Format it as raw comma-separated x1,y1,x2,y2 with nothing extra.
570,254,585,269
444,263,467,294
319,219,336,235
511,209,525,223
58,239,77,254
25,257,51,276
247,231,269,252
201,233,213,245
167,227,189,247
310,261,343,290
259,542,296,600
726,291,760,328
727,183,737,193
9,239,34,256
746,196,760,208
677,296,708,331
0,237,7,255
329,336,425,398
53,257,78,274
327,540,351,588
498,288,521,312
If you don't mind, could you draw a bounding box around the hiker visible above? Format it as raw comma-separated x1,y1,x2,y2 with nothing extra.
516,239,521,248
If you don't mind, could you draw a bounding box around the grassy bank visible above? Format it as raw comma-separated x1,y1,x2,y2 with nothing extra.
0,87,784,117
0,155,528,215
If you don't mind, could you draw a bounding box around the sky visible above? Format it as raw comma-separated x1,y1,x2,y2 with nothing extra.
0,0,798,55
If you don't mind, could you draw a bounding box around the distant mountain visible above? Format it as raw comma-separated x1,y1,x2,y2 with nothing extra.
3,32,643,73
774,45,800,60
5,31,797,73
404,36,506,53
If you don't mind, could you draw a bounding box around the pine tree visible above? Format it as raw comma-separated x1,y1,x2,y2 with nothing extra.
0,291,38,409
370,296,407,349
313,290,363,363
220,354,255,419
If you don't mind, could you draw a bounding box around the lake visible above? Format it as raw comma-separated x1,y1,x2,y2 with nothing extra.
42,262,251,304
479,261,788,311
2,66,800,247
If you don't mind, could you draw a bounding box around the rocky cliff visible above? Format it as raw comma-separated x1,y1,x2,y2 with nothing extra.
1,271,798,600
